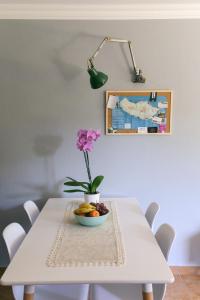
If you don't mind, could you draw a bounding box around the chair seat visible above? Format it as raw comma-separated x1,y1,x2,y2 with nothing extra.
91,283,166,300
14,284,89,300
91,284,143,300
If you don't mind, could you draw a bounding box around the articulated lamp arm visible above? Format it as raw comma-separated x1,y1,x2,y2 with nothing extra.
87,36,145,89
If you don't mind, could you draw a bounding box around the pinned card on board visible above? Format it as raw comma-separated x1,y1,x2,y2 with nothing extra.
107,95,118,109
137,127,148,134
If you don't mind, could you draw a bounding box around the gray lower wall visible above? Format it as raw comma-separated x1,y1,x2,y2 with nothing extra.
0,20,200,266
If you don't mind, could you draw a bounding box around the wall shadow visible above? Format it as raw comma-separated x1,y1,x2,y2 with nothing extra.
0,134,65,266
33,134,63,194
34,135,63,157
51,33,84,82
188,229,200,265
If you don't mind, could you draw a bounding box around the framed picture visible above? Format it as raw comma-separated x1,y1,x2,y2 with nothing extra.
105,90,172,135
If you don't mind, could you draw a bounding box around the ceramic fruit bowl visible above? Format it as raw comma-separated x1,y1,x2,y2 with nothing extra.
74,212,110,227
73,202,110,227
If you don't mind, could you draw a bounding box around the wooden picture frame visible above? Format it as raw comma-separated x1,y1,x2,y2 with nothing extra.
105,90,172,135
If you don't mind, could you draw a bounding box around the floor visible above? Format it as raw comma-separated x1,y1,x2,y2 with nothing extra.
0,268,13,300
0,268,200,300
165,273,200,300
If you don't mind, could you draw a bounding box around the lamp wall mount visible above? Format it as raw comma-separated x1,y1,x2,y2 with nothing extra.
87,36,145,89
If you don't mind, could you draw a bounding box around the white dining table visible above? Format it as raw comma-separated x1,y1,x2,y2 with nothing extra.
0,198,174,300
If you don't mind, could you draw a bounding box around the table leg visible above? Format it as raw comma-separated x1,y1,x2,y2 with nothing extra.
23,285,35,300
88,284,93,300
24,294,34,300
142,284,153,300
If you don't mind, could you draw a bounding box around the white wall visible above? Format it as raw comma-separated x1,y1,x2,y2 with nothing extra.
0,20,200,266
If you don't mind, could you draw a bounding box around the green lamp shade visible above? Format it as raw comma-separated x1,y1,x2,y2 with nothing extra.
88,67,108,89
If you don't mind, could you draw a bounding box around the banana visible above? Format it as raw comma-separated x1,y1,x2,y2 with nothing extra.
79,203,96,210
74,207,95,215
79,203,90,209
79,207,95,213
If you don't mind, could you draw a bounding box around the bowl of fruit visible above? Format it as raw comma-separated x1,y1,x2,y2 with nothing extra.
73,202,110,227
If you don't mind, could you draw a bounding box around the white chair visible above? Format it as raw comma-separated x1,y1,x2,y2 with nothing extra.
145,202,160,229
23,200,40,224
155,223,175,263
3,222,89,300
91,223,175,300
152,223,176,300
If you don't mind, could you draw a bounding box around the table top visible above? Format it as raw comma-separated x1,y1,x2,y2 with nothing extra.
1,198,174,285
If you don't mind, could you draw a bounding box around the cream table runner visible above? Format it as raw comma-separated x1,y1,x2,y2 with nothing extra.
47,200,125,267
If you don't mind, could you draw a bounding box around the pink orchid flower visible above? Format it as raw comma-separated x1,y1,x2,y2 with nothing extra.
76,129,101,152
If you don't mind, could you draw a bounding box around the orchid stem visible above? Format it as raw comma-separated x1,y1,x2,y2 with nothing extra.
83,151,92,189
86,151,92,183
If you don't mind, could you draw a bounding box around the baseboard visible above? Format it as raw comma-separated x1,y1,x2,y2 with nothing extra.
171,266,200,275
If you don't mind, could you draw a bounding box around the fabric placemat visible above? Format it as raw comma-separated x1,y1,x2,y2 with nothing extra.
47,200,125,267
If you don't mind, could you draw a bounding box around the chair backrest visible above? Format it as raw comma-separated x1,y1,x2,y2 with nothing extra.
3,223,26,260
145,202,160,229
3,223,25,300
153,223,175,300
155,223,175,261
23,200,40,225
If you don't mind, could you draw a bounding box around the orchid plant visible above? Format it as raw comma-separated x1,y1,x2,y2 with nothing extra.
64,129,104,195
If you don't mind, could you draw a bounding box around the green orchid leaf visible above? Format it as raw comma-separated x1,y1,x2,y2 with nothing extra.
64,181,88,190
87,183,92,194
66,177,90,186
64,181,81,186
65,177,90,191
66,177,89,185
91,175,104,193
64,189,85,193
66,177,77,182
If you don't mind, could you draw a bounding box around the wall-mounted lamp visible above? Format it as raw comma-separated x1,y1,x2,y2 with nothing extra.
87,36,145,89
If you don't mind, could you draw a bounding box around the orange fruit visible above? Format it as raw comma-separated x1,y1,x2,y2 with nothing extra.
89,210,100,217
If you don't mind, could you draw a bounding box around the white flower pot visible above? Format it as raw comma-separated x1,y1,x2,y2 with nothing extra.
84,192,100,203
